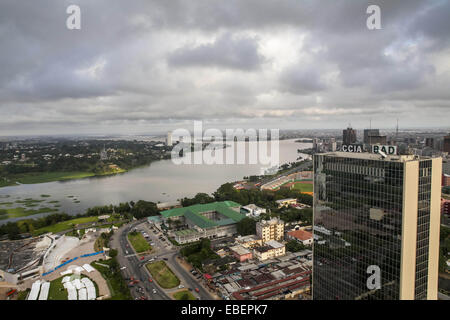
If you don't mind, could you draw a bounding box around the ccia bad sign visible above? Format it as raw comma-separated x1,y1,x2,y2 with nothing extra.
372,145,397,155
341,144,363,153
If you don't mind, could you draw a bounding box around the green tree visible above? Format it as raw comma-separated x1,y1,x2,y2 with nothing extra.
236,217,256,236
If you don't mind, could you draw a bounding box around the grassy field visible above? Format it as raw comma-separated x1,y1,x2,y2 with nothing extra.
33,216,99,235
92,260,132,300
48,277,68,300
292,182,313,193
146,261,180,289
47,275,99,300
127,232,152,253
173,290,196,300
0,206,59,220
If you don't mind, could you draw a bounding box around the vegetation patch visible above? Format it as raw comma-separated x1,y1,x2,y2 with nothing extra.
127,231,152,253
146,261,180,289
180,239,219,271
0,206,59,220
292,182,313,193
33,216,98,235
92,259,132,300
173,290,196,300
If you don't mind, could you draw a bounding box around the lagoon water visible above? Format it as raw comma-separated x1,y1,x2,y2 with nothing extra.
0,139,311,223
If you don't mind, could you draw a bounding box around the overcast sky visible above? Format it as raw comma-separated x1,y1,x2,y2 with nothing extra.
0,0,449,136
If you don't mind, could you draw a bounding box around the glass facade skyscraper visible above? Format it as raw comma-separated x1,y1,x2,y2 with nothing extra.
313,152,442,300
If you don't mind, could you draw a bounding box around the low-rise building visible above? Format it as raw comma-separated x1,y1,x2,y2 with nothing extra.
230,245,253,262
275,198,297,208
253,240,286,261
235,235,263,248
160,201,245,244
286,229,313,246
240,204,266,217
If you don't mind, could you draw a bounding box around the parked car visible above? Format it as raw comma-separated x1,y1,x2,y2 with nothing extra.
178,285,185,289
153,289,157,294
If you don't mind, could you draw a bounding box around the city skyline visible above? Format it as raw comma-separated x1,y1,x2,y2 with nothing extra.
0,0,449,135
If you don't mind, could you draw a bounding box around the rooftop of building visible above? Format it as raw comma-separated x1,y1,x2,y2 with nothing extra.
230,245,252,256
319,151,430,162
160,201,244,229
287,229,313,241
174,229,200,236
258,217,284,225
265,240,284,249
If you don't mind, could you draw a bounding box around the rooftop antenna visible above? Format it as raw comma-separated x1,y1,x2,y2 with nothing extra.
396,119,399,142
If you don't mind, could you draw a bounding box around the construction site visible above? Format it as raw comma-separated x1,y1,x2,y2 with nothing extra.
0,228,112,300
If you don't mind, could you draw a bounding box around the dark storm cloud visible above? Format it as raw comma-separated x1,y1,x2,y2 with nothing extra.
0,0,449,135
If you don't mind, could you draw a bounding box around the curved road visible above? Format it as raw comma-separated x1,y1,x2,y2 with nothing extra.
111,220,214,300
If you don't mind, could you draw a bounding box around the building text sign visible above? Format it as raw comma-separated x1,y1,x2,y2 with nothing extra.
372,145,397,155
341,144,363,153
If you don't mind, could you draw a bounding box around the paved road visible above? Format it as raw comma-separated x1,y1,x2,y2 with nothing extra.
111,220,214,300
139,222,213,300
110,220,170,300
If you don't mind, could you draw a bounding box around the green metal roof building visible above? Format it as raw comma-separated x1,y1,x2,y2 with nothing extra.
160,201,244,229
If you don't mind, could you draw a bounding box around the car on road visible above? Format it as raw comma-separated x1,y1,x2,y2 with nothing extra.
120,266,127,270
152,289,157,294
195,288,199,293
140,256,145,260
148,278,153,282
178,285,185,289
163,258,168,261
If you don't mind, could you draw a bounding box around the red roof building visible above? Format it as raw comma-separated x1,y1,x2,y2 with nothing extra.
286,230,313,245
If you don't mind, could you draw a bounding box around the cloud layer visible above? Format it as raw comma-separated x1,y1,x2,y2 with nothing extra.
0,0,449,135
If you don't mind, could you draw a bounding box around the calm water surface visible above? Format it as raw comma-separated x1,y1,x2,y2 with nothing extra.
0,139,311,223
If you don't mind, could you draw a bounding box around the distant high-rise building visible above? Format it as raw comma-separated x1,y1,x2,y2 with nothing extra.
443,133,450,153
343,127,357,145
425,138,435,148
364,129,380,144
313,152,442,300
368,135,387,145
363,129,387,145
100,144,108,161
166,131,173,147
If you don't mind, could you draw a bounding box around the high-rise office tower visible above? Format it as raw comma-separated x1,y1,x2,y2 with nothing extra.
343,127,357,145
313,152,442,300
443,133,450,153
364,129,380,144
166,131,173,147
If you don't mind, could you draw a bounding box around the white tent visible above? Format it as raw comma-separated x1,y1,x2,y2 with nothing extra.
78,288,87,300
74,266,84,274
67,287,77,300
27,281,41,300
61,276,71,283
82,264,95,273
81,278,96,300
38,282,50,300
73,278,85,290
